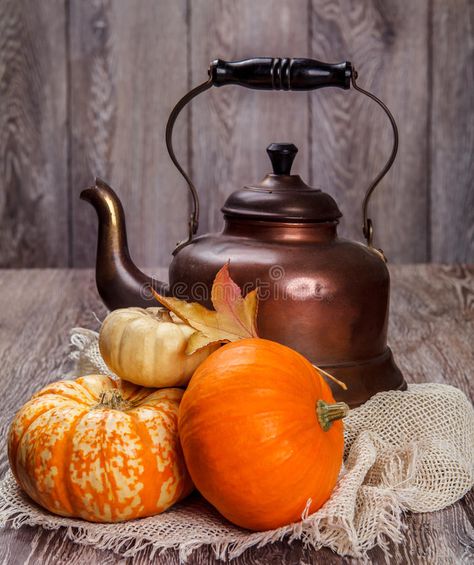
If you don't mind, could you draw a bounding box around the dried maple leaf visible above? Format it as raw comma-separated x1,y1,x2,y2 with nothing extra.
153,263,259,354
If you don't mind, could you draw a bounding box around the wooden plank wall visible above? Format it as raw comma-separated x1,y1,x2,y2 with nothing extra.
0,0,472,268
0,0,68,267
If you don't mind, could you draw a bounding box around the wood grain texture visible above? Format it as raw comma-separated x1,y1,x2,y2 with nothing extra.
0,0,68,267
430,0,474,263
0,0,473,268
69,0,189,268
0,266,472,564
190,0,311,234
309,0,430,263
389,264,474,401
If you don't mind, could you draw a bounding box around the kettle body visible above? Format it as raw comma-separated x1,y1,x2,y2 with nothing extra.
168,218,404,406
81,57,407,406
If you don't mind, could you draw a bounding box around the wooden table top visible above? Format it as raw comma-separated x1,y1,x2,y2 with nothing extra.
0,265,472,564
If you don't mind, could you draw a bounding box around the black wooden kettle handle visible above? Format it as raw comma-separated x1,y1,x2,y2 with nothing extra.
166,58,398,258
209,58,352,90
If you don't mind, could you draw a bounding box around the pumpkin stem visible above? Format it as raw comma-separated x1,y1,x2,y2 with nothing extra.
316,400,349,431
156,308,174,323
93,389,132,411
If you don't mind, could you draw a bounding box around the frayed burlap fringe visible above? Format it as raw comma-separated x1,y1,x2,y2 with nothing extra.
0,329,473,562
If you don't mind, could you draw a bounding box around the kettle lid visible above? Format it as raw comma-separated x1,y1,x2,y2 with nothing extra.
221,143,342,223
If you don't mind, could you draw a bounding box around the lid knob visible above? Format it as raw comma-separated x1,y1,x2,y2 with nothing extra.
267,143,298,175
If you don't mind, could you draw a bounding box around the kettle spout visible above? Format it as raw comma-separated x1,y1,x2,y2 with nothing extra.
80,178,170,310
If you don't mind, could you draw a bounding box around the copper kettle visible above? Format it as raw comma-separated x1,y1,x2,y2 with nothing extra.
82,57,406,407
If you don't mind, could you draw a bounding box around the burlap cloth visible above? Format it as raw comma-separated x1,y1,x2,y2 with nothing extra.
0,328,473,562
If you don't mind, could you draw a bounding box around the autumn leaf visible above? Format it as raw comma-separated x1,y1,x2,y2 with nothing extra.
312,364,348,391
153,263,259,354
211,262,258,337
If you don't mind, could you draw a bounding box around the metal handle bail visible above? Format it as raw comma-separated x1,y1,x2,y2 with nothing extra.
165,59,399,257
351,69,399,260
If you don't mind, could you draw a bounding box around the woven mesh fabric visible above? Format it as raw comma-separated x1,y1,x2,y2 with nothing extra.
0,329,472,562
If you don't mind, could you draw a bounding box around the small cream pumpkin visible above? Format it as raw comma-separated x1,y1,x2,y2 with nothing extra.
99,307,218,388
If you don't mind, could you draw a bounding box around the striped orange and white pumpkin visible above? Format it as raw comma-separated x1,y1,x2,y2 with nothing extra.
8,374,193,522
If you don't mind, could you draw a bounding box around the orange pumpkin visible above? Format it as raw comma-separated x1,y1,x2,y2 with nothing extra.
8,375,193,522
178,338,348,531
